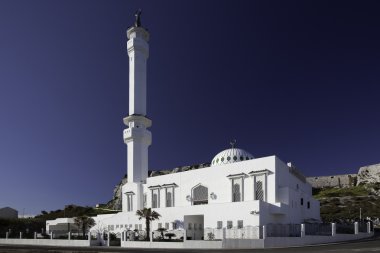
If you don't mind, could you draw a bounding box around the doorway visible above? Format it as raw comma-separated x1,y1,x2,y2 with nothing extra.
184,215,204,240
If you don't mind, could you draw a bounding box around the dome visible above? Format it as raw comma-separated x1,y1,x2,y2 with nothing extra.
211,148,254,167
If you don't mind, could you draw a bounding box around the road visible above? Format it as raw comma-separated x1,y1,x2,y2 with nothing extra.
0,237,379,253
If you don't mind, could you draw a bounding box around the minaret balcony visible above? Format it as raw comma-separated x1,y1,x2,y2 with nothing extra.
123,127,152,145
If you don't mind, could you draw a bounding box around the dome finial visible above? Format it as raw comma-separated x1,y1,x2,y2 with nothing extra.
134,9,142,27
230,139,236,149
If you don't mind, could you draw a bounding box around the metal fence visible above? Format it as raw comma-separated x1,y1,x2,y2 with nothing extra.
336,223,354,234
305,223,331,236
358,222,368,233
266,224,301,237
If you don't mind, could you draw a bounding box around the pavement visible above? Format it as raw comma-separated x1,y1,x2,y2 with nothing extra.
0,234,379,253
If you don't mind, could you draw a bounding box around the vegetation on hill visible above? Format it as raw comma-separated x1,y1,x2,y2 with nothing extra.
35,205,118,221
0,205,118,238
313,183,380,222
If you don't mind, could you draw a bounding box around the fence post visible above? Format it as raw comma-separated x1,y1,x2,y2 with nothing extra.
34,232,37,239
301,224,305,237
20,232,22,239
107,232,110,246
367,222,371,234
262,225,266,239
331,223,336,236
5,232,8,239
68,232,71,240
354,222,359,235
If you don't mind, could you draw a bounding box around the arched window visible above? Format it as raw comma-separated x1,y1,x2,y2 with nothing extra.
192,185,208,205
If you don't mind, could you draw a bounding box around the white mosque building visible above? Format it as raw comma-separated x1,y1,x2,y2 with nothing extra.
90,15,321,240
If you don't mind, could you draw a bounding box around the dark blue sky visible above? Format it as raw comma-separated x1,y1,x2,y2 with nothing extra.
1,0,379,216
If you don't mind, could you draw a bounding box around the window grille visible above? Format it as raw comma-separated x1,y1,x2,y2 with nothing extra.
143,194,147,207
256,180,264,200
238,220,243,229
217,221,223,229
151,189,160,208
192,185,208,205
166,192,172,207
227,221,233,229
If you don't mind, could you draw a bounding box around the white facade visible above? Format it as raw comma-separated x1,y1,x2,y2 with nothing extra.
91,19,320,239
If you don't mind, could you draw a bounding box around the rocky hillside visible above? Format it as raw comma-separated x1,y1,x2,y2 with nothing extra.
314,183,380,221
309,163,380,221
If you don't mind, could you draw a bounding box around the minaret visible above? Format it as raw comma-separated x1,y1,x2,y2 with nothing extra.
123,11,152,183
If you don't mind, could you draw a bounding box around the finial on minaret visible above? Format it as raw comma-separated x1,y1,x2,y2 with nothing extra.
230,139,237,149
134,9,142,27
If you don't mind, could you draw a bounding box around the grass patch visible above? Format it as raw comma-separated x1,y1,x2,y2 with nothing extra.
314,185,370,199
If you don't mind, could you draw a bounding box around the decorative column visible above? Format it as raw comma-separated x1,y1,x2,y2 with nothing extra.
331,223,336,236
354,222,359,235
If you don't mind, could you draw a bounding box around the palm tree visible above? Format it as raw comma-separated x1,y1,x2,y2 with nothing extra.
74,216,95,237
136,208,160,241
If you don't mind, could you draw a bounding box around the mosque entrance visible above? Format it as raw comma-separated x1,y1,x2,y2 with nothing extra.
184,215,204,240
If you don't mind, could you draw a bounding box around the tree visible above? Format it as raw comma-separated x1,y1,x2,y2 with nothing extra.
74,216,95,237
136,208,160,241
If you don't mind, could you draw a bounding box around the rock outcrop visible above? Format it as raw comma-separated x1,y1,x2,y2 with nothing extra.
307,163,380,189
357,164,380,185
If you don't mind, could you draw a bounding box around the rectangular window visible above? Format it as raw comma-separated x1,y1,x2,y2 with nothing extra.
172,222,177,230
188,223,192,230
301,198,304,206
232,177,243,202
127,194,133,211
139,224,142,230
116,225,119,228
199,223,203,230
158,223,162,229
194,223,197,230
307,201,310,209
166,187,174,207
238,220,243,229
256,180,264,201
135,224,138,230
227,221,233,229
217,221,223,229
165,222,169,230
151,189,160,208
143,193,147,208
120,224,123,228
